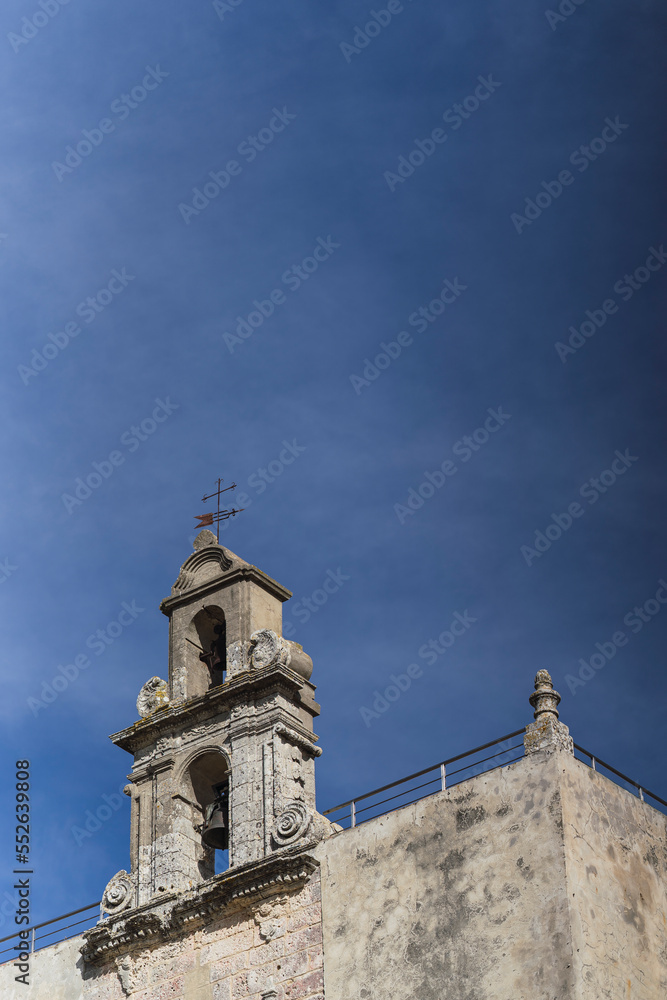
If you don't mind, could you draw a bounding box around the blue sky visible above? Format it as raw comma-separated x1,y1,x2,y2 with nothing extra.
1,0,666,934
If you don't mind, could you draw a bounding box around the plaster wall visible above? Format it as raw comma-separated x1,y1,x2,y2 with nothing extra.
560,760,667,999
0,934,85,1000
319,751,576,1000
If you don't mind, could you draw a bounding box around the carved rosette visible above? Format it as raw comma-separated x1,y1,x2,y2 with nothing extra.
136,677,170,718
101,870,136,919
272,801,312,847
250,630,291,670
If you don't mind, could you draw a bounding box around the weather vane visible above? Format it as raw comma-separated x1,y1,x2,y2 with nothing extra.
194,477,244,542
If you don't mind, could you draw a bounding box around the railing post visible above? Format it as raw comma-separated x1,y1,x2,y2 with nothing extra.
639,787,644,802
440,764,446,791
30,927,35,954
350,801,356,828
591,756,596,771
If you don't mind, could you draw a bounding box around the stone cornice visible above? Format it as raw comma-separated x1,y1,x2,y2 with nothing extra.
81,847,319,965
160,564,292,614
274,723,323,758
110,664,313,754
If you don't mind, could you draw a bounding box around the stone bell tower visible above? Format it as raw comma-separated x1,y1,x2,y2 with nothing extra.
94,529,329,919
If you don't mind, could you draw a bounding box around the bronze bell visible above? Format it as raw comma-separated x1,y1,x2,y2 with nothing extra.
201,785,229,850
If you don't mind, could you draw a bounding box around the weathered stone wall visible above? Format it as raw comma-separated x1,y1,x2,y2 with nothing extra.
83,873,323,1000
560,761,667,999
318,751,576,1000
318,750,667,1000
0,934,85,1000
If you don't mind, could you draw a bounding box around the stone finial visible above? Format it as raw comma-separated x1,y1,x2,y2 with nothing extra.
524,669,574,757
193,528,218,550
529,669,561,720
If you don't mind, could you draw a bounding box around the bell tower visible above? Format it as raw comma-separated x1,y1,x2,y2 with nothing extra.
103,530,328,912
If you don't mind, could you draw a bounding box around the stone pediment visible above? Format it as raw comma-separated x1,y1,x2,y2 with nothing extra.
171,533,235,594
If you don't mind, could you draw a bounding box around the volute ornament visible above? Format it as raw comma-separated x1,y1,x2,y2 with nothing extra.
136,677,170,718
271,801,312,847
101,870,135,919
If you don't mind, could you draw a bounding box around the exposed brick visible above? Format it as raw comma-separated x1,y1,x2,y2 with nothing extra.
283,971,324,1000
132,975,186,1000
286,904,322,933
284,924,322,956
276,948,309,980
201,929,255,965
248,936,285,967
210,951,249,982
232,970,250,999
149,948,198,983
213,979,232,1000
307,945,323,971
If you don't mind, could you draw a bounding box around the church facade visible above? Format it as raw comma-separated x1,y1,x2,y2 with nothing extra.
3,532,666,999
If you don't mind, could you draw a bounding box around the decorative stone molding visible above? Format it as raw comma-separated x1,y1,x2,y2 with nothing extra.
193,529,217,549
274,722,323,757
250,629,291,670
82,849,319,964
101,871,136,920
115,954,138,996
524,670,574,756
111,662,306,755
136,677,170,719
284,640,314,680
261,976,278,1000
172,545,233,595
272,802,312,847
253,899,286,942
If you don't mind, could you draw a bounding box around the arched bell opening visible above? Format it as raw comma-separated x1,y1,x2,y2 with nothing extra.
184,606,227,698
187,749,230,875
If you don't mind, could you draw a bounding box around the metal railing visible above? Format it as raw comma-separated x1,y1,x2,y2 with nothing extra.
2,733,666,964
323,729,526,830
0,902,99,964
574,743,667,815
